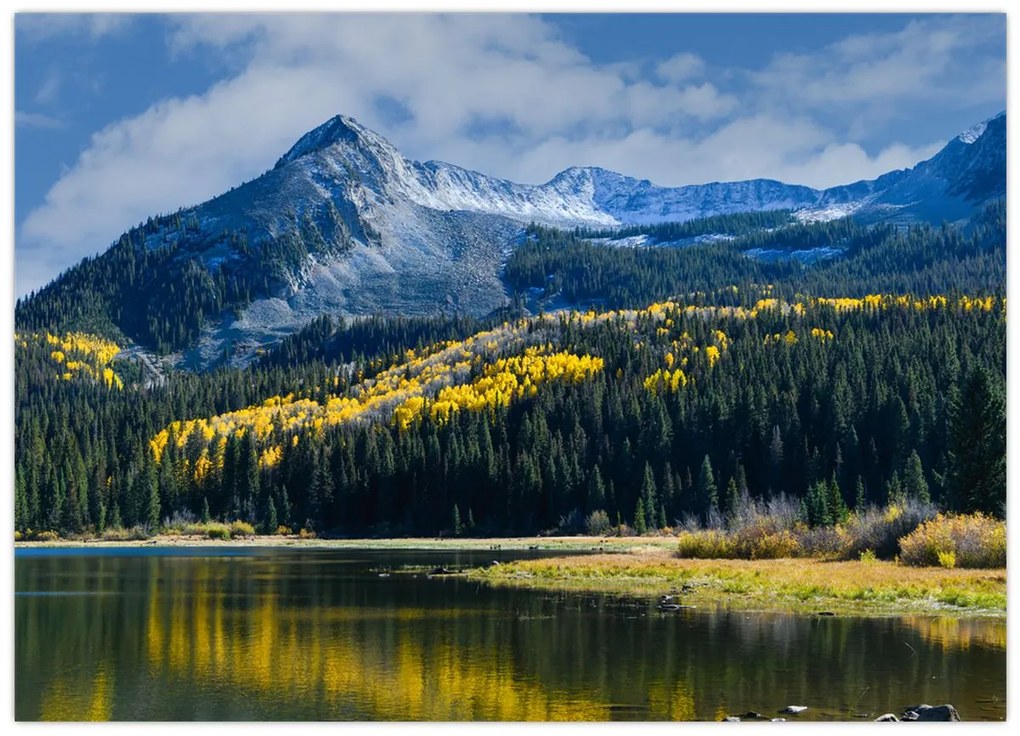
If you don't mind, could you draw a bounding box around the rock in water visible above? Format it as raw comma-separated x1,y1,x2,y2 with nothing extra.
902,704,961,722
722,716,741,722
874,714,899,722
780,705,807,714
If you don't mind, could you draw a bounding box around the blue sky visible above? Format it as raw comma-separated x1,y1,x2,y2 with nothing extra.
14,12,1006,296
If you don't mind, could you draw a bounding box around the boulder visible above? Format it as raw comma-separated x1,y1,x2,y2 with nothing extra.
722,716,741,722
874,714,899,722
780,705,807,714
902,704,961,722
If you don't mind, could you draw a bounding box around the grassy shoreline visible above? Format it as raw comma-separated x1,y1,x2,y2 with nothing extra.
13,533,672,552
15,535,1005,617
468,552,1006,617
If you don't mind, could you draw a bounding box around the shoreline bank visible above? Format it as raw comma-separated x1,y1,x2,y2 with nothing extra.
15,536,1005,618
468,553,1006,618
14,533,670,552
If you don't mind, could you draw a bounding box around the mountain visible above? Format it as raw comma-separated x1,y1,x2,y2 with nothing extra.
17,111,1005,367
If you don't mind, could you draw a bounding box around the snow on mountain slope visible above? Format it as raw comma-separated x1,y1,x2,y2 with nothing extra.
28,110,1005,368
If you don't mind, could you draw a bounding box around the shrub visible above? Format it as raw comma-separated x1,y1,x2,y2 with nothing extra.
899,513,1006,568
797,524,848,558
14,530,22,542
732,525,800,559
275,525,293,536
35,530,60,542
229,520,256,538
101,526,149,541
728,490,800,533
298,528,317,540
162,510,197,534
585,510,612,536
557,508,583,534
180,523,210,537
205,523,232,540
841,501,936,560
859,549,877,564
676,530,735,559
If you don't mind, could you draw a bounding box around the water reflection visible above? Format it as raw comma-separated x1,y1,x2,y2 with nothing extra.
15,550,1006,721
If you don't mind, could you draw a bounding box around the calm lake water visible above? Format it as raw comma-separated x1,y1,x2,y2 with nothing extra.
15,547,1006,721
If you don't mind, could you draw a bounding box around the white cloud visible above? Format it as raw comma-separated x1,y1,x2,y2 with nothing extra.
751,15,1004,115
656,52,705,84
16,13,1004,295
16,111,65,129
16,13,134,42
34,72,61,105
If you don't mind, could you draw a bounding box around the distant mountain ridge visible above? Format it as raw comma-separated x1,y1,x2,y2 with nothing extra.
17,110,1005,367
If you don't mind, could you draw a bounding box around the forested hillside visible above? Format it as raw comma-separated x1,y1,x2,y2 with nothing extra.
15,290,1005,537
508,201,1005,309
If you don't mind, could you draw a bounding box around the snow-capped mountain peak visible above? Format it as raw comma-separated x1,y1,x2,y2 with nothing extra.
276,115,374,166
24,110,1004,368
957,110,1004,145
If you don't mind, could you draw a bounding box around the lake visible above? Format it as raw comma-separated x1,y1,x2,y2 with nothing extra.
15,547,1006,721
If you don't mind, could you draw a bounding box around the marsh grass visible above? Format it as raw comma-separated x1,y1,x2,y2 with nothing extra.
471,553,1006,616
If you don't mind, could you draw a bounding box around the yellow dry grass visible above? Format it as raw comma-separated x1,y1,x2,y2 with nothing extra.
471,552,1006,616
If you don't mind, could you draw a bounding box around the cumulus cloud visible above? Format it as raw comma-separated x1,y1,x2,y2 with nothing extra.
16,12,1004,295
656,52,705,84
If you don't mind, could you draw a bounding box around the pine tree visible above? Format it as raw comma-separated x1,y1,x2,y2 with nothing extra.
200,496,211,523
768,426,784,494
640,463,658,528
264,496,278,534
903,450,930,504
695,455,718,524
854,477,866,512
885,473,904,506
803,481,828,527
633,497,647,535
143,463,161,532
724,477,739,518
825,475,847,525
587,467,606,512
109,503,122,530
946,367,1006,516
452,504,462,536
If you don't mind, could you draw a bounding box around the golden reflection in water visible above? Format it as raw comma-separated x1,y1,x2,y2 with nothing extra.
39,666,113,721
139,564,627,720
900,615,1006,652
648,680,697,721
